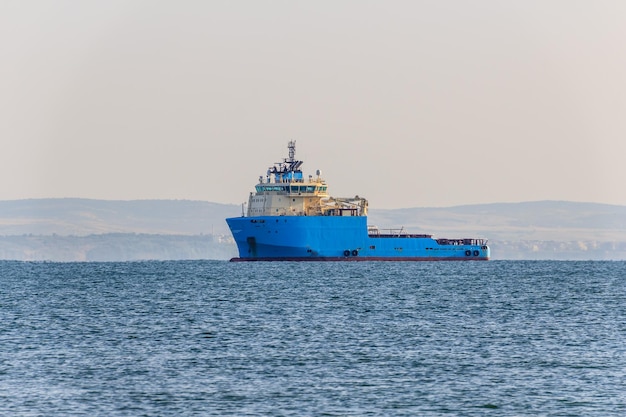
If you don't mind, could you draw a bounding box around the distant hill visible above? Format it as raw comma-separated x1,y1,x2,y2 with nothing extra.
1,199,625,261
0,198,240,236
367,201,626,241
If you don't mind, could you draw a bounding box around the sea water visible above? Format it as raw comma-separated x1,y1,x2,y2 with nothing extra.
1,260,625,416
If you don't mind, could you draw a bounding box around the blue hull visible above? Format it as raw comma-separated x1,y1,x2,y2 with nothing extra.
226,216,490,261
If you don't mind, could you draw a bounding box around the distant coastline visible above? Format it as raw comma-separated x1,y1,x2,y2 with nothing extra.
1,199,624,261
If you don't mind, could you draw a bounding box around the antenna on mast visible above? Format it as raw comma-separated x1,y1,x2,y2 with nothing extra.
287,140,296,162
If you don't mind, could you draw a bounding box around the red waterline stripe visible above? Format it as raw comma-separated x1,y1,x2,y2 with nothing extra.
230,256,489,262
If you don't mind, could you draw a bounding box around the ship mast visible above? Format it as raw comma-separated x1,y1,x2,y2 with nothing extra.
287,140,296,164
269,140,303,182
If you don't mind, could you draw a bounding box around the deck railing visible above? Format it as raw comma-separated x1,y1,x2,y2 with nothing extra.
436,238,488,246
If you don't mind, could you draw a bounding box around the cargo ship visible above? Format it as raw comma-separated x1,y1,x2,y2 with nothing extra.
226,141,489,261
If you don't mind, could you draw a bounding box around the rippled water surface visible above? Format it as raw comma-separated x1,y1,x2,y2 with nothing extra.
1,260,625,416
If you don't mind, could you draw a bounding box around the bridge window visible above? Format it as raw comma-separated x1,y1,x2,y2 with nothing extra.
257,185,287,192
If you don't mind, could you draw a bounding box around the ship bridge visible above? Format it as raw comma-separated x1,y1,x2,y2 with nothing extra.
246,141,368,217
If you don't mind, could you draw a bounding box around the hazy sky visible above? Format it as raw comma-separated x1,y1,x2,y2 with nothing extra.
2,1,625,209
